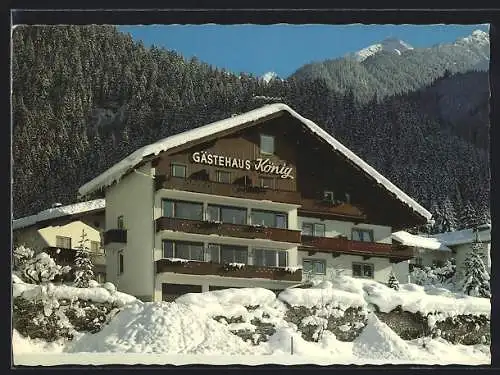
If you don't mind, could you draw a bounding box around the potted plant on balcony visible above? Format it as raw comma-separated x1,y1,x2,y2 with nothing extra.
248,223,266,233
198,220,223,230
222,262,246,272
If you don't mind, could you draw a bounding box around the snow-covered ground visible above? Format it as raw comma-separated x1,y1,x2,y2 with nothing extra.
12,276,490,366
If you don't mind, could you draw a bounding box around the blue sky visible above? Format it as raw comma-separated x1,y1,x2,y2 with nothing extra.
118,24,489,78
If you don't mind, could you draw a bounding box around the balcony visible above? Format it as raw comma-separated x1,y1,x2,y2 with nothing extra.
300,235,413,261
299,198,366,221
155,217,302,243
103,229,127,247
155,175,301,204
155,259,302,282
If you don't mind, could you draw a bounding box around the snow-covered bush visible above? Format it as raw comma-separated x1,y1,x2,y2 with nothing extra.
409,260,456,287
19,251,71,284
74,229,95,288
461,247,491,298
102,282,117,294
65,299,119,334
13,245,34,270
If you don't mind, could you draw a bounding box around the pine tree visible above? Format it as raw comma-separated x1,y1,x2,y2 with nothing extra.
458,201,479,230
441,196,458,232
74,229,94,288
461,234,491,298
387,272,400,291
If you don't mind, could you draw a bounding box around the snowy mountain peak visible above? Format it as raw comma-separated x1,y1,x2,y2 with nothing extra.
261,71,278,83
351,37,414,62
456,29,489,46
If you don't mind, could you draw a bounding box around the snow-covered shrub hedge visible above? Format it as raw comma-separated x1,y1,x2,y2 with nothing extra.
409,260,456,287
284,305,367,342
65,299,120,334
13,297,74,342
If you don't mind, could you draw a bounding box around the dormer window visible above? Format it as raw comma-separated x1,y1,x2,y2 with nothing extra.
323,190,335,202
260,134,274,155
171,163,186,178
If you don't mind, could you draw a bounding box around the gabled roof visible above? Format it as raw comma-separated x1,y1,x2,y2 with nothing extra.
431,226,491,247
78,103,431,221
392,231,452,252
13,199,105,231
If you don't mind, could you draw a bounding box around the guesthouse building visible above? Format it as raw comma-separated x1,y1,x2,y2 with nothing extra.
78,103,431,302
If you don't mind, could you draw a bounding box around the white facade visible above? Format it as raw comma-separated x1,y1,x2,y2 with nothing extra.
105,162,155,301
102,167,406,301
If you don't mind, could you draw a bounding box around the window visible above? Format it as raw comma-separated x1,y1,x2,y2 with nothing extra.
117,215,125,229
302,223,326,237
323,190,335,202
220,245,248,264
352,228,373,242
56,236,72,249
163,200,203,221
251,209,287,228
162,240,204,261
302,259,326,275
207,244,220,263
90,241,100,253
216,170,231,183
260,134,275,154
171,163,186,178
118,250,124,275
259,176,275,189
207,205,247,225
352,263,374,279
253,249,288,267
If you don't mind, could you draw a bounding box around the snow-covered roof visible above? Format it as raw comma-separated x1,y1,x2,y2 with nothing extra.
392,231,451,252
78,103,431,221
431,227,491,247
13,199,105,231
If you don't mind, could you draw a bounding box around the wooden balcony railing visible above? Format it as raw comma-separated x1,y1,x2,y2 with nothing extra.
155,259,302,281
300,235,413,260
103,229,127,245
155,175,301,204
299,198,366,221
155,217,302,243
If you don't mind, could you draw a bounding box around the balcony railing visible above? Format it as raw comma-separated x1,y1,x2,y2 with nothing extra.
155,217,302,243
103,229,127,245
299,198,366,221
155,175,301,204
155,258,302,282
300,235,413,260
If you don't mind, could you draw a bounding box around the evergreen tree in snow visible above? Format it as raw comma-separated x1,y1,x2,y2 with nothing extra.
387,271,400,291
441,197,458,232
461,235,491,298
74,229,94,288
458,200,479,230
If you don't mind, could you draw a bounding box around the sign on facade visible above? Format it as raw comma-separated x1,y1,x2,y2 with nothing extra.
191,151,294,179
